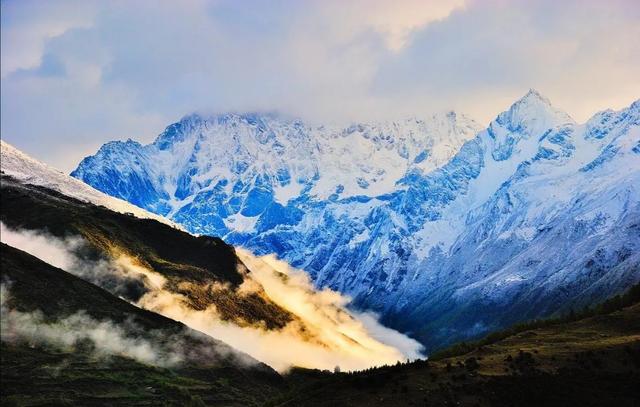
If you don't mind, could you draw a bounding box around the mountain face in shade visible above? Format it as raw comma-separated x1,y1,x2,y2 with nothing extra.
72,91,640,350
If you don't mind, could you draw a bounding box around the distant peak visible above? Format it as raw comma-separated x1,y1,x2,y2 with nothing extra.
179,112,205,122
516,88,553,108
525,88,546,99
495,89,575,132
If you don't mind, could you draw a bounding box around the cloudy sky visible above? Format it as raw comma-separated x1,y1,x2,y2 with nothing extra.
2,0,639,171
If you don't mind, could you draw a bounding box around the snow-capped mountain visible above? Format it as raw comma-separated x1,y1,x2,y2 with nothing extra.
71,111,480,230
72,90,640,350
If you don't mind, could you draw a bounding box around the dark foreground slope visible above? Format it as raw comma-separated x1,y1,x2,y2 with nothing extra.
1,243,283,406
272,287,640,407
0,174,293,329
4,248,639,407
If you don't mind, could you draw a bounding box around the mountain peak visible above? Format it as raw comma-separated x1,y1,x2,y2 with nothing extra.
178,111,289,125
510,89,558,114
495,89,575,134
522,88,549,103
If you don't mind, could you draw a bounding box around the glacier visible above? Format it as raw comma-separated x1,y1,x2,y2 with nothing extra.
72,90,640,351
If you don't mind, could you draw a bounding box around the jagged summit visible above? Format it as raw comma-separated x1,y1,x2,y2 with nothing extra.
494,89,575,135
96,138,144,154
75,110,482,211
513,88,561,111
523,88,550,103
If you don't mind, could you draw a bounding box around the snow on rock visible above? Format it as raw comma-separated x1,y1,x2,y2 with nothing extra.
1,140,179,229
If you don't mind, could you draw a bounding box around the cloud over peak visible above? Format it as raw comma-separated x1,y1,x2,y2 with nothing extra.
1,0,638,171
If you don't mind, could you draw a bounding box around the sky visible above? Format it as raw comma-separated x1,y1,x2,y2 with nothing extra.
1,0,639,172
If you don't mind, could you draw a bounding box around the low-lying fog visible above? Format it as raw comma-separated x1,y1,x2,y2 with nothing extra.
1,223,423,372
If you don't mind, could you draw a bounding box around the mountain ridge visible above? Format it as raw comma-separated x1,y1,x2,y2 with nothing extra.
0,140,178,228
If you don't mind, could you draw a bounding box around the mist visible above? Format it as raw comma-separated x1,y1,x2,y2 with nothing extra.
1,223,424,372
0,283,183,367
234,249,424,369
0,222,165,302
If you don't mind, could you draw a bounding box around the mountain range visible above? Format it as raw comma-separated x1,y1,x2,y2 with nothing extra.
1,90,640,404
71,90,640,351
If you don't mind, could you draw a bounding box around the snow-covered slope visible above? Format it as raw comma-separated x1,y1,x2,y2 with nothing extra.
72,91,640,350
71,111,480,234
1,141,178,228
380,93,640,346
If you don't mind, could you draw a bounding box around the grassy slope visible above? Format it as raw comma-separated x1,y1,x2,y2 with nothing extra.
271,292,640,407
1,243,284,407
0,175,293,329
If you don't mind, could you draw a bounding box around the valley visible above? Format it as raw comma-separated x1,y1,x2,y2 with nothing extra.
0,144,422,373
1,127,639,405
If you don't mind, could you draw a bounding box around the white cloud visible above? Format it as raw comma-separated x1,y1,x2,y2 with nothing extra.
0,0,96,78
1,284,185,367
315,0,467,51
1,0,638,171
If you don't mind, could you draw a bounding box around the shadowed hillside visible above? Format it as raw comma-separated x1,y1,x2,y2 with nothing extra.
0,243,284,406
0,174,294,330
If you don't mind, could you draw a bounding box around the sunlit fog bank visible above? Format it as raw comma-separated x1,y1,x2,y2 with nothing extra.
1,223,423,372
